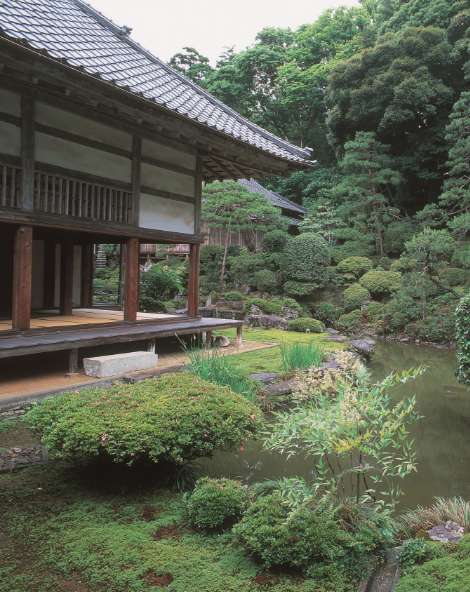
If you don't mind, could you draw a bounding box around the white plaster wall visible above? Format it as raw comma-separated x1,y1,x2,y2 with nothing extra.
142,138,196,170
0,121,21,156
36,132,132,183
35,102,132,150
0,88,21,116
141,163,195,197
139,193,195,234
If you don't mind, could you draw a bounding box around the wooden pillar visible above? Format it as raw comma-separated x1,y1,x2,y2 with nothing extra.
123,237,139,322
60,241,74,316
187,243,200,318
12,225,33,330
43,241,57,309
80,243,94,308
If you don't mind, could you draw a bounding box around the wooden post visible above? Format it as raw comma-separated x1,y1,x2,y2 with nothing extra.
187,243,200,318
67,348,79,375
123,237,139,322
43,240,57,309
80,243,94,308
60,241,74,316
236,324,243,347
12,225,33,330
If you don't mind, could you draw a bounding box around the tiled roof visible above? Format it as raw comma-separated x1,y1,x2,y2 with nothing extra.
238,178,307,216
0,0,312,165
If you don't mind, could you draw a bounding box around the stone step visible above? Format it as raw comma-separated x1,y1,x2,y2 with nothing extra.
83,351,158,378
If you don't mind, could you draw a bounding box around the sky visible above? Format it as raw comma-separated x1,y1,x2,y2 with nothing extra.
89,0,360,64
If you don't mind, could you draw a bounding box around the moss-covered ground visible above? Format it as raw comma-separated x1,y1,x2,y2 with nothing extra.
217,328,343,375
0,463,354,592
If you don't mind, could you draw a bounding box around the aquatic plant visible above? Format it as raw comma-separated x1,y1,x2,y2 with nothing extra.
399,496,470,536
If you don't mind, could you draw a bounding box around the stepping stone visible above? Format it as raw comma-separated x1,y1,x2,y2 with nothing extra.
83,351,158,378
249,372,279,384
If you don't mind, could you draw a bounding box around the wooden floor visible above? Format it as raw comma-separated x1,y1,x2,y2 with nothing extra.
0,308,178,332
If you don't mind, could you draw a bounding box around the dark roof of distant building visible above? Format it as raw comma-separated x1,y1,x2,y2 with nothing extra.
238,178,307,217
0,0,313,166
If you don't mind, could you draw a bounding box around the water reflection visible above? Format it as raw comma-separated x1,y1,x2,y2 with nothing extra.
199,342,470,509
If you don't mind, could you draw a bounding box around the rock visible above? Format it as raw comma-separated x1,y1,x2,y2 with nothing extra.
83,351,158,378
246,314,288,330
321,357,342,370
427,521,464,543
327,334,348,343
262,378,297,398
0,446,47,472
281,306,300,321
212,335,231,348
350,338,376,358
326,328,340,335
249,372,280,384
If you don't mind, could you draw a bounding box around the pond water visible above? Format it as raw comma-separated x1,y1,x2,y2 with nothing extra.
200,341,470,509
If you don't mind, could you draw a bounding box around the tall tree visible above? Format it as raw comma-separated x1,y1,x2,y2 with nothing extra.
169,47,212,83
331,132,401,256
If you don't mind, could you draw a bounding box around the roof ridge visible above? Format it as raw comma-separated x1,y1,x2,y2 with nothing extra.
73,0,311,160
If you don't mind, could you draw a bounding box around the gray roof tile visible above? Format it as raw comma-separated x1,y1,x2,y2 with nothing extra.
0,0,312,165
238,178,307,215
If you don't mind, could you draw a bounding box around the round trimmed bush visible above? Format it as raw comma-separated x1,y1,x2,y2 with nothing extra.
337,309,363,333
262,229,288,253
25,373,262,465
223,291,244,301
314,302,343,325
184,477,248,530
283,233,331,285
287,317,325,333
343,283,370,311
254,269,277,292
283,280,316,298
233,494,345,570
336,257,373,278
359,270,402,296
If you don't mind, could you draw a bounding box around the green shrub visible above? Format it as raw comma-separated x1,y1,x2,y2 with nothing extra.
184,477,248,531
399,539,447,574
280,342,324,372
140,263,185,312
283,233,331,285
253,269,277,292
337,309,363,333
336,256,373,278
262,229,289,252
246,297,282,315
359,270,402,296
438,267,469,288
314,302,344,325
407,313,455,343
25,374,261,465
188,349,258,401
384,294,420,333
456,293,470,384
364,301,386,327
228,250,265,288
343,283,370,311
287,317,325,333
233,494,345,570
223,291,244,301
283,280,316,297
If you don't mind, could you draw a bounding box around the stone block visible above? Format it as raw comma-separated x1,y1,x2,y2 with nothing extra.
83,351,158,378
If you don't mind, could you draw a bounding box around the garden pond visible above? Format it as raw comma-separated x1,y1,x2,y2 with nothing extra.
200,341,470,510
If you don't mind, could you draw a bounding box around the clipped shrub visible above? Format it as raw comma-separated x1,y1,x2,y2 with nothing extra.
140,263,184,312
313,302,344,325
233,494,345,570
184,477,248,531
262,229,289,253
438,267,469,288
25,374,261,465
283,280,316,298
359,270,402,296
343,283,370,311
283,233,331,285
456,294,470,384
337,309,363,333
407,313,455,343
364,301,386,329
336,256,373,278
287,317,325,333
399,539,447,574
223,291,244,301
246,297,282,315
253,269,277,293
383,294,420,333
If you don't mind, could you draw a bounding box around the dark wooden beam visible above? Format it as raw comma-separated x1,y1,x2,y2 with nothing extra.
123,237,139,322
12,225,33,330
20,95,35,210
80,243,94,308
187,243,200,318
131,135,142,227
60,240,74,315
43,240,57,308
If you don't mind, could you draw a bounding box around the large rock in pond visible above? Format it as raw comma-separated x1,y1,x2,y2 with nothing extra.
350,338,376,358
427,521,464,543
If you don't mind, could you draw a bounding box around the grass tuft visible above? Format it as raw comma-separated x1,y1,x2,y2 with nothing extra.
280,341,324,373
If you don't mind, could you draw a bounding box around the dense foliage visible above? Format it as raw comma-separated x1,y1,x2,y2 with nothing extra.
178,0,469,344
184,478,248,530
456,293,470,384
25,374,261,465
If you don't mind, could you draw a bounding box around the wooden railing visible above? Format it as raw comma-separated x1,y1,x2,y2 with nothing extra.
33,170,133,224
0,162,21,209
